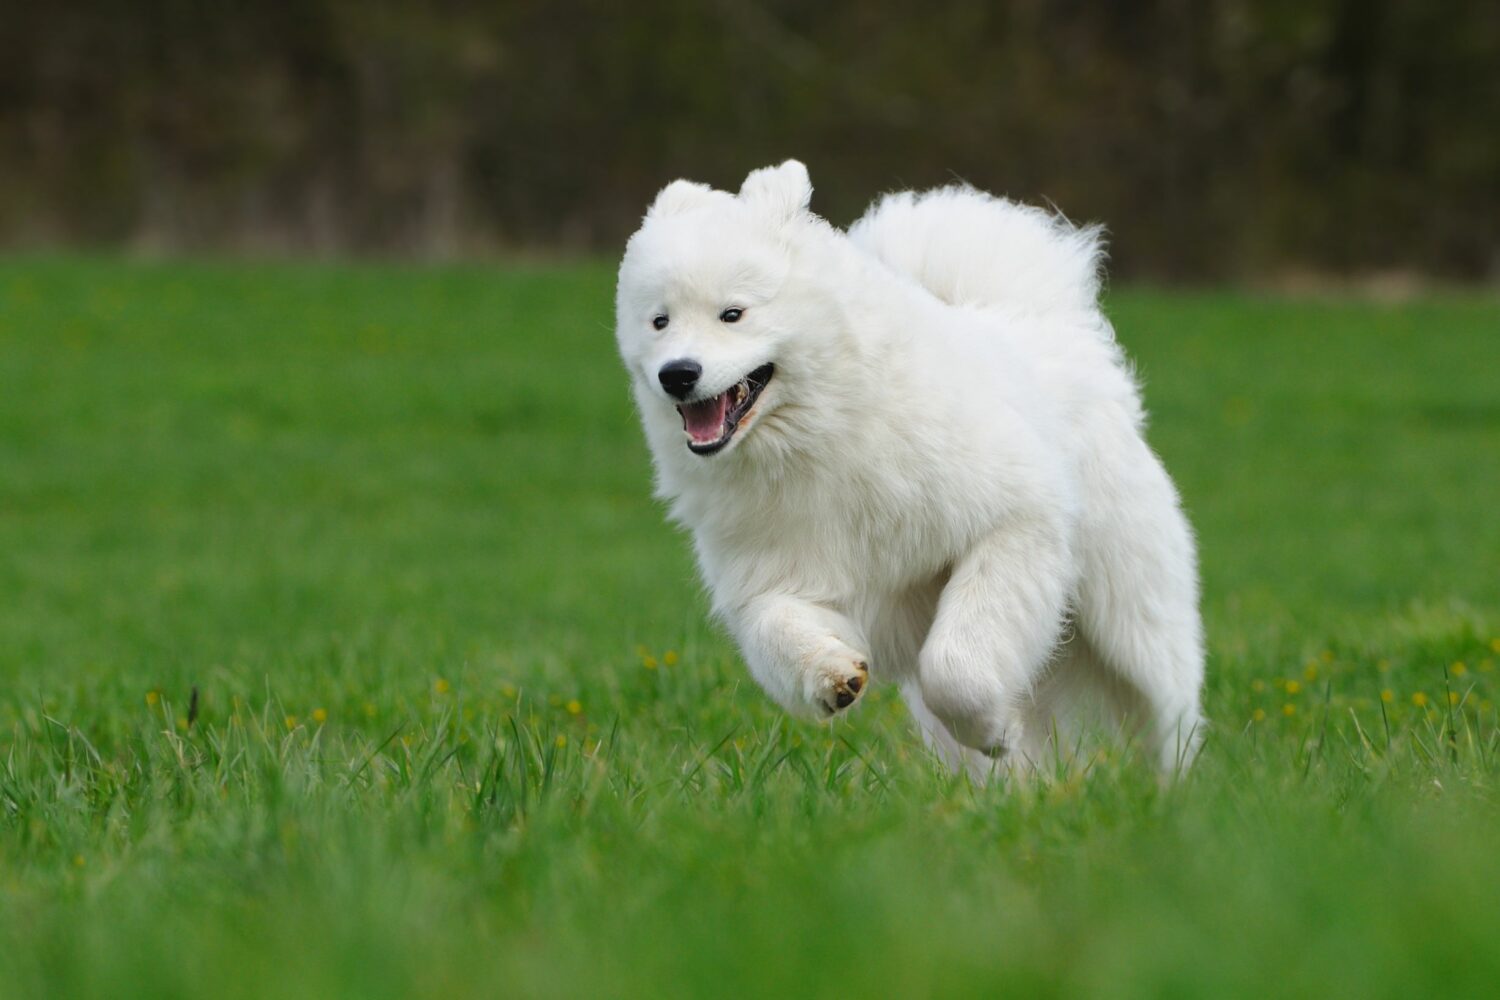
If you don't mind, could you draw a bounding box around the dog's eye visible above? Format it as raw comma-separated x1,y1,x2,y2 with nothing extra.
652,314,669,330
719,307,744,323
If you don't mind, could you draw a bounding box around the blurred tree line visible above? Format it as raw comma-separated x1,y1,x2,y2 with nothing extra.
3,0,1497,280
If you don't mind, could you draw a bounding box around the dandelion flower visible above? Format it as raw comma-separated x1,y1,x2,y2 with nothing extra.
363,702,377,718
642,655,659,670
434,678,451,695
1450,661,1467,677
1380,689,1394,704
1252,708,1266,722
312,708,328,724
554,734,567,748
1251,679,1265,693
1283,703,1296,717
565,699,582,715
73,855,85,868
1304,663,1318,682
1285,680,1301,695
1448,691,1461,706
284,715,298,730
663,650,679,666
145,691,160,706
1491,638,1500,654
1411,692,1428,708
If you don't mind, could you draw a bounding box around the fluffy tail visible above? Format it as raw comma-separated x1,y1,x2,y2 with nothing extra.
848,186,1105,316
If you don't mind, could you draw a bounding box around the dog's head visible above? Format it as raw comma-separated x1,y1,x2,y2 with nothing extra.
616,161,846,464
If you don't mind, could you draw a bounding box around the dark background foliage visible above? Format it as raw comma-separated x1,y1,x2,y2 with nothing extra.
4,0,1497,279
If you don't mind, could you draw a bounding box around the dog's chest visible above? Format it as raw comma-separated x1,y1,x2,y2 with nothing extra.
701,464,962,597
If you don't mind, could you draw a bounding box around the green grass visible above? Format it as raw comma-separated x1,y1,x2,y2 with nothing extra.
1,257,1498,998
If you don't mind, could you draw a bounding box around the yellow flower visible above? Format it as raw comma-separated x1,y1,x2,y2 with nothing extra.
1411,692,1427,708
500,681,518,698
1380,689,1394,704
176,717,188,731
1448,691,1461,706
663,650,679,666
434,678,451,695
1450,661,1467,677
284,715,299,729
635,644,649,657
642,655,659,670
73,855,85,868
565,699,582,715
554,734,567,748
1283,704,1296,717
363,702,377,718
1285,680,1301,695
145,691,160,706
1491,638,1500,654
1250,679,1266,693
1252,708,1266,722
1303,663,1319,682
312,708,328,724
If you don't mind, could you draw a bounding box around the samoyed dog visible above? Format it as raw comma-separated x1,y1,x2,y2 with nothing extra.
615,161,1204,777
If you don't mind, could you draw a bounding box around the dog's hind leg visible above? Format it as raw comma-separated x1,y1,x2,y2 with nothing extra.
1073,432,1206,773
1076,572,1205,773
916,516,1074,770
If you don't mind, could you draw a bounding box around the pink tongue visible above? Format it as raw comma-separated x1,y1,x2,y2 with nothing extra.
680,393,729,443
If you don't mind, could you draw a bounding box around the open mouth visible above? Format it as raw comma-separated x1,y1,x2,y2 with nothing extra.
677,363,775,455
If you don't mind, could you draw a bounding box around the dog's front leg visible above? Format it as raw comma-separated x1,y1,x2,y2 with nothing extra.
918,516,1073,766
727,594,871,720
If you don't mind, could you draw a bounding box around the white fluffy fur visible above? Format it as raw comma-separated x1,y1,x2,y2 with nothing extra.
616,161,1204,778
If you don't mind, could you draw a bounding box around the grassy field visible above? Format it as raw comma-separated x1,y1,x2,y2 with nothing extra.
1,257,1498,998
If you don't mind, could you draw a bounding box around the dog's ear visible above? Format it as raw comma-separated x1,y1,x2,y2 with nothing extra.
647,179,717,219
739,160,812,222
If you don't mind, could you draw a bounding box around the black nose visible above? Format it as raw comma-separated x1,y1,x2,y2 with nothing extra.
658,359,702,400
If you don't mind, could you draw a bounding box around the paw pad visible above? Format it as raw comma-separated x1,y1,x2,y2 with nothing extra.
821,660,870,716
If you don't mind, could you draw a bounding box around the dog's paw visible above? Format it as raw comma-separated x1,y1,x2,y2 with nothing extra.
918,679,1027,762
978,720,1022,762
803,647,870,718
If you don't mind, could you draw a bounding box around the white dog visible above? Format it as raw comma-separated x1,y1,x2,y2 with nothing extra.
615,161,1204,777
